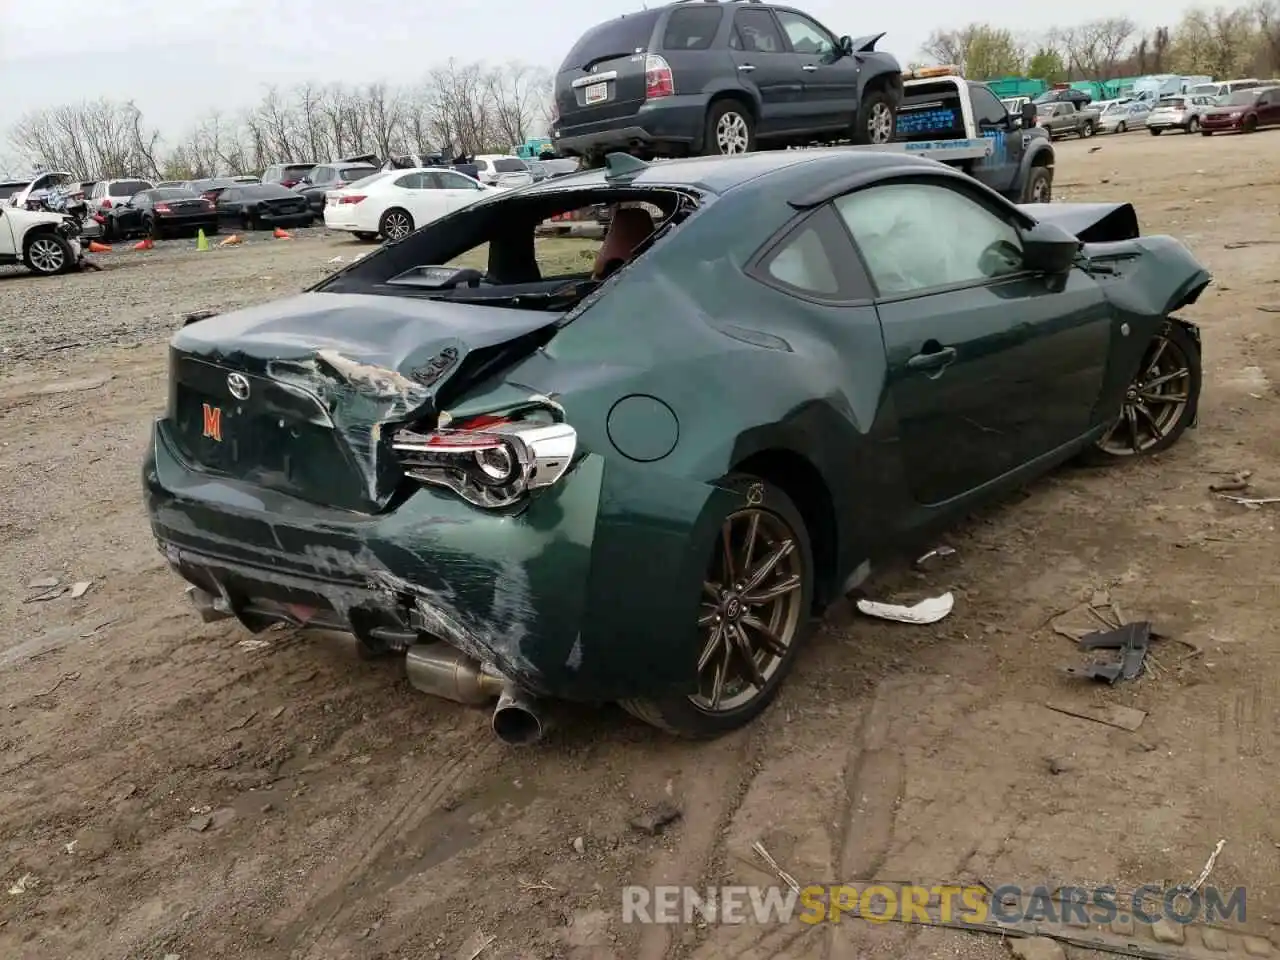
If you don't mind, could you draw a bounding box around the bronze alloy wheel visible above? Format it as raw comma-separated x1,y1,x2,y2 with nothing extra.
692,506,804,713
1096,328,1196,457
619,475,814,738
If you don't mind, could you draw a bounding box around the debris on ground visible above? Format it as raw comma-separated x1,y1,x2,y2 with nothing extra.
1218,493,1280,507
455,929,495,960
68,580,92,599
571,836,585,854
856,592,954,624
752,841,802,893
187,814,213,833
1064,621,1152,683
1208,470,1252,492
7,874,37,895
629,800,681,836
1008,937,1065,960
1045,701,1146,731
912,545,957,571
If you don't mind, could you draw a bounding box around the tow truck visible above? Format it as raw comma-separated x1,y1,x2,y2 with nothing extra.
821,65,1055,203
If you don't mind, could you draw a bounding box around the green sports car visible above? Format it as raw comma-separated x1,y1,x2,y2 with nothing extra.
144,149,1210,743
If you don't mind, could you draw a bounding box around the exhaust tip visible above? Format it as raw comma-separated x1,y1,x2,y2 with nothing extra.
493,691,545,746
186,584,231,623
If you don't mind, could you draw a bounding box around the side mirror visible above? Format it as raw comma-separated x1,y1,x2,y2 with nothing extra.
838,35,853,55
1020,220,1081,274
1021,102,1037,126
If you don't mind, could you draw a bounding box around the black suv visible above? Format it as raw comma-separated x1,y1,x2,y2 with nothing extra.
551,0,903,165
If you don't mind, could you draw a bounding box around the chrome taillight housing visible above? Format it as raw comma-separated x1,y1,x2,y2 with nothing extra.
391,413,577,508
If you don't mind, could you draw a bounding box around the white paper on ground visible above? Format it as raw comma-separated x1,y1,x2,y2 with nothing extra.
855,592,955,624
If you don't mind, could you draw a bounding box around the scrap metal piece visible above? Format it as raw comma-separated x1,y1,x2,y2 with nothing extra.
1065,621,1151,683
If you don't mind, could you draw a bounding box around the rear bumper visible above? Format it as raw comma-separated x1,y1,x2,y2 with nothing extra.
553,95,709,156
258,211,312,227
143,419,725,702
158,215,218,232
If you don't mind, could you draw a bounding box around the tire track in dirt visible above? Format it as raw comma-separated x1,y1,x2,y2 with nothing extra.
280,729,501,958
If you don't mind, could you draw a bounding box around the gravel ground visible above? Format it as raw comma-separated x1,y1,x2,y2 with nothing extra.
1,134,1279,960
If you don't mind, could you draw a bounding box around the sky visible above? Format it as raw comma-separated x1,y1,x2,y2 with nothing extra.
0,0,1178,166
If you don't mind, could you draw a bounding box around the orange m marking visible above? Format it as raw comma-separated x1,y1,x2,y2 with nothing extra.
202,403,222,442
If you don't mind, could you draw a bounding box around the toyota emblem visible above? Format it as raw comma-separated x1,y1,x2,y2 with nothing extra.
227,373,250,401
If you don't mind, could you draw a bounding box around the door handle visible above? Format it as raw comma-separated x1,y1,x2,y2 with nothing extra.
802,64,818,72
906,345,957,371
737,64,755,72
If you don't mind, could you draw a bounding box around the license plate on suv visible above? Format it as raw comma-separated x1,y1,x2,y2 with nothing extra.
584,82,608,105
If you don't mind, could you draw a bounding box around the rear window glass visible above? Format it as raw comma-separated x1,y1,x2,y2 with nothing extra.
560,12,659,70
284,164,314,177
1158,97,1185,107
347,171,392,189
338,166,376,180
663,7,722,50
109,179,151,196
492,158,528,173
239,184,295,199
151,188,198,200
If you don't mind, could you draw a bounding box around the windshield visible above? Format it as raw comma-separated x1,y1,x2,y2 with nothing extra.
492,158,528,174
1223,90,1260,106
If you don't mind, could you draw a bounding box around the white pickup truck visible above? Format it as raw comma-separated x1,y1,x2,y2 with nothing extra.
0,205,83,275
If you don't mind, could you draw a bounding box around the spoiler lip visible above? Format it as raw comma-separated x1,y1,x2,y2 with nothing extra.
1018,201,1140,244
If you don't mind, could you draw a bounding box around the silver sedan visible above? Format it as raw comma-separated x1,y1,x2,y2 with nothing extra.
1099,101,1152,133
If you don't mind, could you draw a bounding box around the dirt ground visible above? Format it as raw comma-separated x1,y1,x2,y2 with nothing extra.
1,131,1278,960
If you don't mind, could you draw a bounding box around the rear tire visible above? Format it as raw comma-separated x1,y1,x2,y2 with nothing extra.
147,217,163,240
1187,117,1200,133
1081,120,1095,137
704,99,756,156
1021,165,1052,203
619,474,815,738
853,89,895,144
1201,130,1213,136
353,231,379,242
1243,116,1258,133
1116,121,1126,133
1149,127,1162,135
379,207,414,241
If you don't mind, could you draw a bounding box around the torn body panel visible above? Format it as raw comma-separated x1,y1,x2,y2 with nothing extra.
1018,201,1140,243
166,292,560,512
1083,234,1210,429
145,424,727,701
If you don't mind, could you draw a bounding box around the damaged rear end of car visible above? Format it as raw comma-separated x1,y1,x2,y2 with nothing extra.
145,168,711,744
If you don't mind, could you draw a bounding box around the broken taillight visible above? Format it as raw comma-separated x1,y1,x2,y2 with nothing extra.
645,54,674,99
391,413,577,509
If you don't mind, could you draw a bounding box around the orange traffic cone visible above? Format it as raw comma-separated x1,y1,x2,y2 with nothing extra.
272,227,292,239
87,240,111,253
133,238,154,251
218,234,243,247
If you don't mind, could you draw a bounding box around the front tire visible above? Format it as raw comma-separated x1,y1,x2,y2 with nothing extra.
620,474,815,738
1116,121,1126,134
1243,116,1258,133
704,99,756,156
24,232,74,275
353,231,379,242
1085,321,1201,463
1149,127,1162,135
854,90,896,144
379,207,414,241
1187,117,1200,134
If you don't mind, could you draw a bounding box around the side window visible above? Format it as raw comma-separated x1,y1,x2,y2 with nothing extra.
439,172,481,190
474,159,490,171
662,7,722,51
969,85,1007,125
835,182,1025,296
774,11,833,56
221,189,239,203
730,9,784,53
395,173,427,189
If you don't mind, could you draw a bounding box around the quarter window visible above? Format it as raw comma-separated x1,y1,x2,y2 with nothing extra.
663,7,722,50
395,173,428,189
835,182,1025,296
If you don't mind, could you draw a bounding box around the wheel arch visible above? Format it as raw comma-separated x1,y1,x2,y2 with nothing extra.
859,65,904,105
731,447,839,609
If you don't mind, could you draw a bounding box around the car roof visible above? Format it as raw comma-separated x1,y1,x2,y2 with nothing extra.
518,149,940,198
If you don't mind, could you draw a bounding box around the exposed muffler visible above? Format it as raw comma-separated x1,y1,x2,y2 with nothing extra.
186,585,232,623
404,643,546,744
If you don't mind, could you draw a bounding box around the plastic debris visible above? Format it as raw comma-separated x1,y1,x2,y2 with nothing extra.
856,592,954,624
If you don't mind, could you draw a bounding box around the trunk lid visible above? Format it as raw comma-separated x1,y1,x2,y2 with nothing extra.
166,292,560,512
555,12,658,125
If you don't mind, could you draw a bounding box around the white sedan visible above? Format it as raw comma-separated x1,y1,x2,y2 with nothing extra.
323,168,501,241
